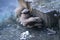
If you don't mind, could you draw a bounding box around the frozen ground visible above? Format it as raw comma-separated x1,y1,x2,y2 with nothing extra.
0,19,60,40
0,0,60,40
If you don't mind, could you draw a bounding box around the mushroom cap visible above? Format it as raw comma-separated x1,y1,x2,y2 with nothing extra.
21,8,29,14
25,0,33,3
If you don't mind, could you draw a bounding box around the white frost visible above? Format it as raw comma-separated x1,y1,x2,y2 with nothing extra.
20,31,34,40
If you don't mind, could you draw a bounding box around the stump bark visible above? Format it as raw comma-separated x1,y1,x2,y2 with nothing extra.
32,9,59,28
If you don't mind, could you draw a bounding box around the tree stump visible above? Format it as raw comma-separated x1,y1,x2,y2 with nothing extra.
31,9,59,28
